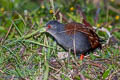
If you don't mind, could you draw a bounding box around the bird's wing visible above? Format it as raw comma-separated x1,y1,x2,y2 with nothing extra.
64,22,101,49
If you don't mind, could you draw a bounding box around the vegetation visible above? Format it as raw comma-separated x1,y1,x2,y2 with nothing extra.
0,0,120,80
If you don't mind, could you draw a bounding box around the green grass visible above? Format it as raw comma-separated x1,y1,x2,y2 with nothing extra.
0,0,120,80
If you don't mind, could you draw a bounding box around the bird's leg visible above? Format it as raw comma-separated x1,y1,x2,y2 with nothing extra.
80,54,84,60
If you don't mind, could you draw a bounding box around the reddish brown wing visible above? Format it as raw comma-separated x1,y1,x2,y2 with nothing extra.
64,22,101,49
83,19,93,28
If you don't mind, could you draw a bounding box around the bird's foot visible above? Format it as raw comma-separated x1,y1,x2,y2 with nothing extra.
80,54,84,60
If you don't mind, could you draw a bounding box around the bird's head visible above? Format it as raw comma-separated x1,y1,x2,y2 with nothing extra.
45,20,64,35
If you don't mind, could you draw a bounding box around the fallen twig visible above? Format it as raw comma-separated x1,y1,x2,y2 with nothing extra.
93,27,112,45
108,5,120,14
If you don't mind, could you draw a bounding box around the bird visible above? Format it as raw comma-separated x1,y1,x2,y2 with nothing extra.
45,20,101,60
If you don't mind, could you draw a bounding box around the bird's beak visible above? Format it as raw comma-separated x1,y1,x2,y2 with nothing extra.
46,27,49,32
42,25,48,32
40,27,46,32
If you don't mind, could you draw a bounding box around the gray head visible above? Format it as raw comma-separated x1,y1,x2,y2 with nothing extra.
45,20,64,35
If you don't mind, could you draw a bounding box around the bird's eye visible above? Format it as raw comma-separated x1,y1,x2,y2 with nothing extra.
48,25,51,29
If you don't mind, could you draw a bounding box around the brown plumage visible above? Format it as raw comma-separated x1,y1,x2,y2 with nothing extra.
65,22,101,49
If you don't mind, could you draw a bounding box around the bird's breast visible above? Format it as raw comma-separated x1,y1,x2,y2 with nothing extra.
55,32,92,53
